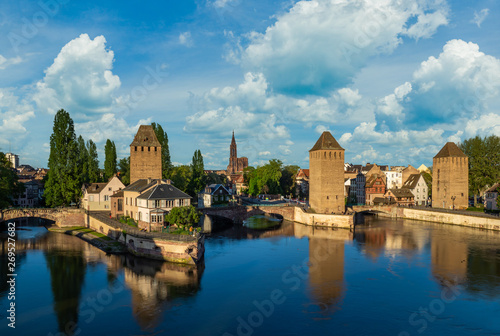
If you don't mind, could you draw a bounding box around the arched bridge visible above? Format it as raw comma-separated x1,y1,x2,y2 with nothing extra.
352,205,402,217
0,208,85,227
200,205,296,224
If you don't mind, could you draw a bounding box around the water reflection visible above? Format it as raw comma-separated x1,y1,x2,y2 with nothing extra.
0,221,204,334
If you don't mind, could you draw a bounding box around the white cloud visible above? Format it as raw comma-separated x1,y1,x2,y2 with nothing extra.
0,89,35,147
464,113,500,138
315,125,330,134
259,151,271,156
33,34,121,116
75,113,151,148
376,39,500,130
237,0,448,94
179,31,194,47
471,8,489,28
0,55,22,70
212,0,236,8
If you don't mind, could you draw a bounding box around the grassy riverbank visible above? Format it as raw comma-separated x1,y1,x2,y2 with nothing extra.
48,226,127,253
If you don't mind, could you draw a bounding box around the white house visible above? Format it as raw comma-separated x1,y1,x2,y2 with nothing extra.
402,173,429,206
81,175,125,211
484,183,499,211
384,170,403,189
198,184,231,208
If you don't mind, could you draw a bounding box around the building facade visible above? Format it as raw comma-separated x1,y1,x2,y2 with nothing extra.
365,175,386,205
295,169,310,197
355,171,366,205
198,184,231,208
130,125,162,184
309,132,345,214
5,153,19,169
432,142,469,210
403,173,429,206
81,176,125,211
484,183,499,211
384,170,403,189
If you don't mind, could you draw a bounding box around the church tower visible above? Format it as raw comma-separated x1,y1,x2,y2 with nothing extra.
432,142,468,209
130,125,162,184
309,131,345,214
228,131,237,174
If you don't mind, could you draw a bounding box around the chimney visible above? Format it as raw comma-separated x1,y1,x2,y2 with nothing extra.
147,177,152,184
165,179,171,185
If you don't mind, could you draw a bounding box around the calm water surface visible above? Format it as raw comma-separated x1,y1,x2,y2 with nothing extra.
1,216,500,336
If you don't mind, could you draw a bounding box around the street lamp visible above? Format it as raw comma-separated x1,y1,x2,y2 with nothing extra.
451,196,456,210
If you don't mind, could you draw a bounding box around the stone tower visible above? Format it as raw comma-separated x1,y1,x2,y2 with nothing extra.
130,125,162,184
309,131,345,214
432,142,468,210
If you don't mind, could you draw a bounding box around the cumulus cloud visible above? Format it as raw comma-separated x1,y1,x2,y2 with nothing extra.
259,151,271,156
464,113,500,138
376,39,500,131
75,113,151,155
0,90,35,149
236,0,448,95
471,8,489,28
179,31,194,47
33,34,121,116
211,0,236,8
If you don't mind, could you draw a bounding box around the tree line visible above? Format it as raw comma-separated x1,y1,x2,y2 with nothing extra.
44,109,207,207
243,159,300,197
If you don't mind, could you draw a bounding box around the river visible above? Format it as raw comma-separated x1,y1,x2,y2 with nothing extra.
1,215,500,336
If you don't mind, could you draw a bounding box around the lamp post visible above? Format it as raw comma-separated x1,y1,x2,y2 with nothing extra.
451,196,456,210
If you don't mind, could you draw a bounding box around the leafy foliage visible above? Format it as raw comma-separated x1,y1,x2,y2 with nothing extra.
45,109,81,207
151,122,172,178
104,139,117,181
170,165,191,192
164,205,200,227
118,157,130,185
460,135,500,205
246,159,283,196
188,149,205,196
0,152,24,208
87,140,100,183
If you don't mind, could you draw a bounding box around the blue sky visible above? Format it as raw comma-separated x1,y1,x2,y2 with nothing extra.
1,0,499,170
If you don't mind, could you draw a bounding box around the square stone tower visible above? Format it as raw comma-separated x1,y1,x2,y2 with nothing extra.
432,142,468,210
309,131,345,214
130,125,162,184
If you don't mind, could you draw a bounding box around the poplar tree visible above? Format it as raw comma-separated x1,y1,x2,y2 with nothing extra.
188,149,205,196
87,140,100,183
118,157,130,185
104,139,117,181
151,122,172,178
45,109,80,207
76,135,89,184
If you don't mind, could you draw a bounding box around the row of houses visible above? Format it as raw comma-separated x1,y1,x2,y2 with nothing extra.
295,163,430,206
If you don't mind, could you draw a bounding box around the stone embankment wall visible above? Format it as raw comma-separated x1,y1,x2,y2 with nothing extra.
86,214,203,265
1,208,84,227
201,205,354,229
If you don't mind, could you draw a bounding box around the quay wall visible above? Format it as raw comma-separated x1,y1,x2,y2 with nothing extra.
86,214,203,265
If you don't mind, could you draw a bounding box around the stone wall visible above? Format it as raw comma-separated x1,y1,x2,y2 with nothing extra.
433,156,468,210
1,208,85,227
294,207,354,229
86,214,203,264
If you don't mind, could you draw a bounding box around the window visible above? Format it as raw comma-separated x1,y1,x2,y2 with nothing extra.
105,205,109,209
155,200,161,208
108,187,112,191
141,146,144,151
126,198,128,205
89,195,94,202
104,195,109,201
152,215,157,223
135,146,137,151
155,147,157,152
148,147,150,151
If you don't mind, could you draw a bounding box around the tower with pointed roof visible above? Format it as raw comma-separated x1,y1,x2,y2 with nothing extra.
227,131,248,175
432,142,468,209
309,131,345,214
130,125,162,184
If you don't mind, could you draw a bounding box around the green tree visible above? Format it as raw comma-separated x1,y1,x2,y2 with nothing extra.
76,135,89,185
87,140,100,183
206,172,227,185
151,122,172,178
170,165,191,192
164,205,200,227
422,168,433,198
118,157,130,185
104,139,117,181
0,152,24,208
246,159,283,196
45,109,81,207
280,165,300,197
188,150,205,196
460,135,500,206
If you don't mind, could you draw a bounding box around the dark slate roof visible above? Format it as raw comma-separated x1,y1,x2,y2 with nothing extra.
110,190,124,198
130,125,161,147
310,132,344,151
86,183,107,194
403,174,423,189
389,188,415,198
434,142,467,158
123,179,158,192
199,184,230,195
137,183,191,200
